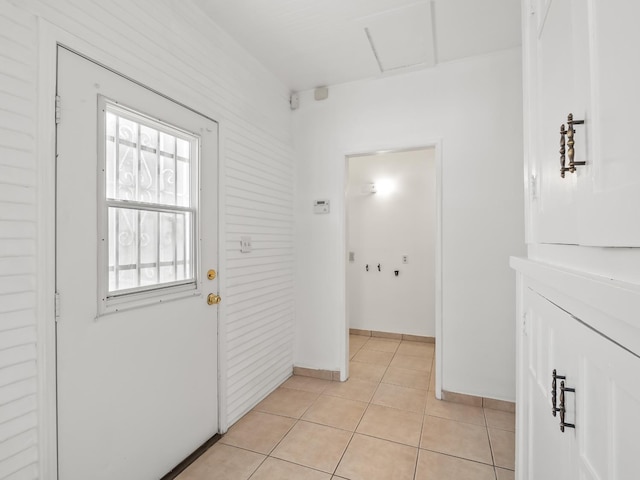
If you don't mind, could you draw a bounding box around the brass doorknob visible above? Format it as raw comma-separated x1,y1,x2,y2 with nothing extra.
207,294,222,305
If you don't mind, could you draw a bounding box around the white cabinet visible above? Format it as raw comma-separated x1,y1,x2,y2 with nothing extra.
523,0,640,246
519,1,640,477
519,288,577,479
514,260,640,480
519,291,572,478
573,314,640,479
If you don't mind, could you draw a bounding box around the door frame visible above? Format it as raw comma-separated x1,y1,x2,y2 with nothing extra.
36,19,228,479
342,140,443,398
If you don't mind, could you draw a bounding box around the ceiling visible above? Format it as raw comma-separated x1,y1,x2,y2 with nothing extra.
193,0,521,92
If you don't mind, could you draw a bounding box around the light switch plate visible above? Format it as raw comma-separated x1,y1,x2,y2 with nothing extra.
240,236,252,253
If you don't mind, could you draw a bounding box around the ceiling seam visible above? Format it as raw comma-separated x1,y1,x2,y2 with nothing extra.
364,27,384,73
430,0,439,65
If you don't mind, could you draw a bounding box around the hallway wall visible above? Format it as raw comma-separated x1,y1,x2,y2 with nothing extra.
292,47,525,401
347,149,436,337
0,1,294,477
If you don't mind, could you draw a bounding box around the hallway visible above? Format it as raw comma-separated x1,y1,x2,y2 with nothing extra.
177,334,515,479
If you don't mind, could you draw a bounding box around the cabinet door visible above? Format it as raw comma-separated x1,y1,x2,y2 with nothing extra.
525,0,588,245
576,1,640,247
521,283,640,480
573,317,640,479
520,288,578,479
524,0,640,246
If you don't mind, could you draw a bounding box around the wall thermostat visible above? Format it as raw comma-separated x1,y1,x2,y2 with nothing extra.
314,199,330,214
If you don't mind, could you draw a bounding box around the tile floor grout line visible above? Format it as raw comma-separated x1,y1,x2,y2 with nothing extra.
330,428,357,477
262,411,339,477
297,410,368,435
353,336,394,425
336,336,397,476
424,410,492,428
186,336,513,479
217,338,511,480
250,381,331,477
265,412,300,457
272,373,359,478
205,443,266,480
219,413,297,458
264,455,341,477
349,430,420,449
245,453,268,480
365,336,398,402
213,441,274,459
413,395,428,479
418,446,498,467
483,403,499,479
332,337,404,478
485,425,516,432
355,337,426,480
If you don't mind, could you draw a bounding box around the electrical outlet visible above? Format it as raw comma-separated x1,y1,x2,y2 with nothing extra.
402,255,408,264
240,236,252,253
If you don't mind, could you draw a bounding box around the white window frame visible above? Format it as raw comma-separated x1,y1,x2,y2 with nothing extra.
97,96,202,315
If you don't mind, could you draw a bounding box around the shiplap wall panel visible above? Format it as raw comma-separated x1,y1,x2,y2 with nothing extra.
25,0,292,145
0,0,295,476
227,158,293,186
0,1,38,479
0,344,36,369
5,468,38,480
0,431,36,469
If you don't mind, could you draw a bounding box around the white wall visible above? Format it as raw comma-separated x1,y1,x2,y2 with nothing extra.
0,1,294,477
347,149,436,337
293,47,525,400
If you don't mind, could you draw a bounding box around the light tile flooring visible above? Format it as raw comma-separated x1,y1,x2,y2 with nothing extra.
177,334,515,480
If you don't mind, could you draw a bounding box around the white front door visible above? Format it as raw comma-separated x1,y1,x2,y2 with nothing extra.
56,47,219,480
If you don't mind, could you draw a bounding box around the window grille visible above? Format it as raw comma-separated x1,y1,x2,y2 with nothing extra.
101,101,199,303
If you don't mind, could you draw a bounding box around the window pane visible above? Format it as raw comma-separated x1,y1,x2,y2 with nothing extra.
117,123,137,201
113,207,138,291
108,207,116,291
139,126,159,203
106,107,193,207
108,207,193,294
176,138,190,207
139,211,158,286
158,212,175,283
106,112,117,199
104,104,198,299
159,147,176,205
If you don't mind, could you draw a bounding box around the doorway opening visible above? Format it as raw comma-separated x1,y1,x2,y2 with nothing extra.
344,145,442,397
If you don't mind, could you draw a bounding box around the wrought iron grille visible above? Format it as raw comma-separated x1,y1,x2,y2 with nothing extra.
104,106,197,295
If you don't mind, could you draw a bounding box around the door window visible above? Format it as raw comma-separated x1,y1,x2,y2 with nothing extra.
99,98,200,312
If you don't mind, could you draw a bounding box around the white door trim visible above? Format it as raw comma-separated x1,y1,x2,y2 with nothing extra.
36,19,228,479
36,18,58,480
342,140,443,398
